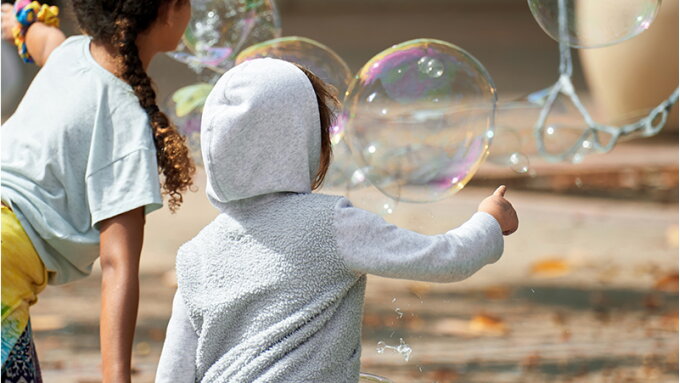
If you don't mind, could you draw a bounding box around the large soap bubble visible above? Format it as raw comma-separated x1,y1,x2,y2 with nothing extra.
235,36,352,97
340,39,496,203
528,0,661,49
168,0,282,73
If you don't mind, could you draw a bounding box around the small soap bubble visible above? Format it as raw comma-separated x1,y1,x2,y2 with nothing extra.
396,338,412,362
382,200,395,215
376,338,412,362
509,152,530,174
395,308,404,319
528,0,660,48
376,341,387,354
417,56,444,78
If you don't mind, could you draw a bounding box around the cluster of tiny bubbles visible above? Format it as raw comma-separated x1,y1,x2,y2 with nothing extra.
235,36,352,97
376,338,412,362
167,0,281,74
164,83,214,166
528,0,661,49
339,39,497,203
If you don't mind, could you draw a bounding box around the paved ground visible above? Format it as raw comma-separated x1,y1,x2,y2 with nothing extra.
29,140,678,383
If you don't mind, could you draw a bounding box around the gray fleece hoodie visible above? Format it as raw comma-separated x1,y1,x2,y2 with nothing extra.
156,58,504,383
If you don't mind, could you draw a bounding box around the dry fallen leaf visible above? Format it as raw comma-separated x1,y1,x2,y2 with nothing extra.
469,313,509,336
560,329,572,342
148,327,166,342
484,285,512,300
653,272,679,292
404,315,425,331
134,341,151,356
429,367,459,382
432,318,473,337
433,314,509,337
644,294,663,310
530,258,572,278
362,313,383,328
407,282,432,298
521,352,541,370
659,311,678,332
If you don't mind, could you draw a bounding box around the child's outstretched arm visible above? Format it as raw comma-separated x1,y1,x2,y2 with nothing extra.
1,3,65,66
335,186,518,282
156,291,198,383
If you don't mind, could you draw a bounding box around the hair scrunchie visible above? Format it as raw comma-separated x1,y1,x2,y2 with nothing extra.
12,0,60,63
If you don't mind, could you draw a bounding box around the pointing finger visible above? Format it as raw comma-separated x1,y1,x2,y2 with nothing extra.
494,185,507,197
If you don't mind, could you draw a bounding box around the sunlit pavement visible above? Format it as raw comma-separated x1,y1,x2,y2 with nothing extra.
30,140,678,383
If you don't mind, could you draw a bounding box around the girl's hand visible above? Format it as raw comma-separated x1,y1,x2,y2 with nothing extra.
1,3,17,41
477,185,519,236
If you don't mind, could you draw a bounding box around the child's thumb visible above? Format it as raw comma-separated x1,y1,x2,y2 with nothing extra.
494,185,507,197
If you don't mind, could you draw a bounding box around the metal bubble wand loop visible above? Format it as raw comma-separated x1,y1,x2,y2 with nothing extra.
532,0,679,163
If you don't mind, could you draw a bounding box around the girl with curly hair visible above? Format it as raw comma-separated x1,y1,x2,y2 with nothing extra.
1,0,195,381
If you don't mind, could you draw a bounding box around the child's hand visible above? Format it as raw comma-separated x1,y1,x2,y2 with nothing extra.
477,185,519,236
1,3,17,41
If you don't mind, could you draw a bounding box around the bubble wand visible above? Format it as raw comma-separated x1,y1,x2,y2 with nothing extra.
531,0,679,163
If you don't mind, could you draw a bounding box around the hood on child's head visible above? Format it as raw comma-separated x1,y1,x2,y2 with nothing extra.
201,58,321,207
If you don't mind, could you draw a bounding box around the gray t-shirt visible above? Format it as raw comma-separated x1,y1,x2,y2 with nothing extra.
1,35,162,285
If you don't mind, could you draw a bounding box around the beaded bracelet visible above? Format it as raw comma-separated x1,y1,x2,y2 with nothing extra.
11,0,60,63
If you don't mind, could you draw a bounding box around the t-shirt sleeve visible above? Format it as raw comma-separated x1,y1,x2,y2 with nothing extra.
86,147,162,227
333,197,504,283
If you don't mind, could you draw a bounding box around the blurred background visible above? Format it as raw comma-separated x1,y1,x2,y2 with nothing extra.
2,0,678,382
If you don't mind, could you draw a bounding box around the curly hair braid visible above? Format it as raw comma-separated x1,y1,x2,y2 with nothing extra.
71,0,194,212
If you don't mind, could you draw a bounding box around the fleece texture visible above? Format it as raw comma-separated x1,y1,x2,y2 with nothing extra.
156,58,505,383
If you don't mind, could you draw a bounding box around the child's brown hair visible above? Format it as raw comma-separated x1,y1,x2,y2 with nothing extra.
294,65,340,191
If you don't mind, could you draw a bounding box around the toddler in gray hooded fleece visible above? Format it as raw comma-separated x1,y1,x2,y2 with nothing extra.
156,58,518,383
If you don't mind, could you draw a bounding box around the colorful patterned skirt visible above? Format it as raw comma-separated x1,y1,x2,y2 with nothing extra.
1,204,48,382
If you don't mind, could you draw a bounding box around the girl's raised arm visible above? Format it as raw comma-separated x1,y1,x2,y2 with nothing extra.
1,3,65,66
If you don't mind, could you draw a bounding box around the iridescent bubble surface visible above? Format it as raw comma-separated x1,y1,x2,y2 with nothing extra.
340,39,496,203
168,0,281,73
164,83,214,166
235,36,352,97
528,0,661,48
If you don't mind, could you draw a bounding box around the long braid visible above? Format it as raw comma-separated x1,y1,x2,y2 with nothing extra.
72,0,195,212
111,16,194,211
